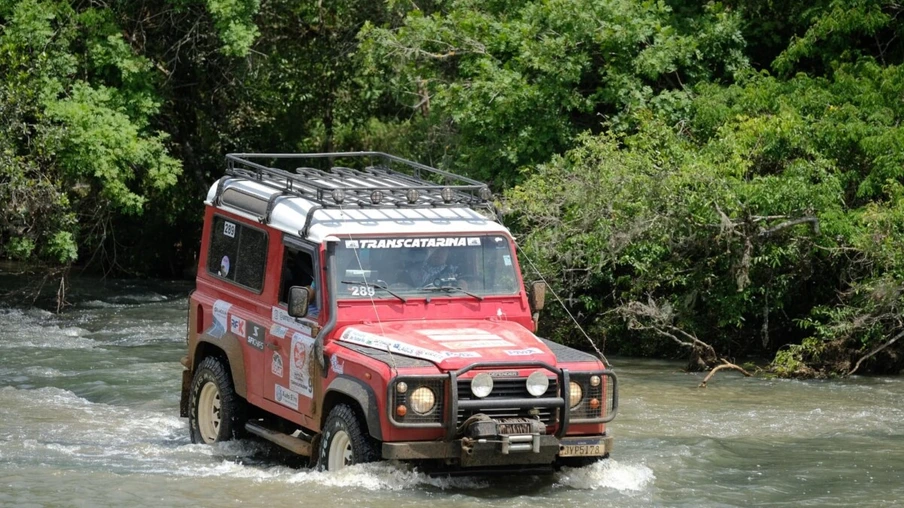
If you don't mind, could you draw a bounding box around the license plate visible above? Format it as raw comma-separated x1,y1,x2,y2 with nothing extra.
559,443,605,457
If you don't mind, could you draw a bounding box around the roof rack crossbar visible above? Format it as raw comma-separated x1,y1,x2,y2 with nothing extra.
222,152,492,210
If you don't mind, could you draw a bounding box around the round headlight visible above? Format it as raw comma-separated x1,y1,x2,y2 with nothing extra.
526,371,549,397
569,381,583,408
396,381,408,394
471,373,494,398
409,387,436,415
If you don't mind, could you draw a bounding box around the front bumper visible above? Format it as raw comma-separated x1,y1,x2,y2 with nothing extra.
382,434,613,468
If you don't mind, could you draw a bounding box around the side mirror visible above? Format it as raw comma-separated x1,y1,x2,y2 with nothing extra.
528,281,546,312
288,286,312,318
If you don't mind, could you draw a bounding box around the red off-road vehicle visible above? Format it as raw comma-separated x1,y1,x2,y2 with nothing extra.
179,152,617,473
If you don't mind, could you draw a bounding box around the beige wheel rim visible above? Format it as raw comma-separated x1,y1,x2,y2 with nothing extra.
197,382,221,443
327,430,353,470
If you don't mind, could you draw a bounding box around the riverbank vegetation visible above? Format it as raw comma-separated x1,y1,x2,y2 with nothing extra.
2,0,903,377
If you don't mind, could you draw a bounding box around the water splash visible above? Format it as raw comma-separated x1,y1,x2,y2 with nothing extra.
554,459,655,491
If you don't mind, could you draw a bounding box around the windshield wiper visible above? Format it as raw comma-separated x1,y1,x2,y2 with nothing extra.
425,286,484,301
340,280,408,303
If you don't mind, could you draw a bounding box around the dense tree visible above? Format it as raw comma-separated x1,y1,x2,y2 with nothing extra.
3,0,904,374
0,0,181,276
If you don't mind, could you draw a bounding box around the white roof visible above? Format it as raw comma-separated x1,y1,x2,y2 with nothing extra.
206,178,510,243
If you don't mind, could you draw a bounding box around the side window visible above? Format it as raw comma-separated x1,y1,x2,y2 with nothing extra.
207,216,268,292
280,247,318,313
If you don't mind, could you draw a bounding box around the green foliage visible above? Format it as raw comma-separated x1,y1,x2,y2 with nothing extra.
0,0,181,267
359,0,748,184
205,0,260,56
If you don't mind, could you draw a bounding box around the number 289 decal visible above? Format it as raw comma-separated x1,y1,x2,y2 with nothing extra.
348,285,376,296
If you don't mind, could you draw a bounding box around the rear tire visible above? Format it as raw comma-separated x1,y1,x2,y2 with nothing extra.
189,356,246,444
318,404,379,471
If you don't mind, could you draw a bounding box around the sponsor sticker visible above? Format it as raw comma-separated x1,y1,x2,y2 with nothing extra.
339,328,447,363
275,385,298,410
344,237,472,249
209,300,232,339
444,351,482,358
418,329,513,349
504,347,545,356
272,306,313,335
246,321,265,351
229,315,246,337
503,255,512,266
330,354,345,375
338,328,481,362
442,340,512,350
270,324,289,339
290,332,315,397
467,237,481,246
271,352,284,377
219,255,230,277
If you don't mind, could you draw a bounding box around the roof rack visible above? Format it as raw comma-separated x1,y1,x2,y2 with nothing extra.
217,153,494,223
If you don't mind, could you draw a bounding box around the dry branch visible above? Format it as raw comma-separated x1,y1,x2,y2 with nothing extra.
848,328,904,376
698,362,752,388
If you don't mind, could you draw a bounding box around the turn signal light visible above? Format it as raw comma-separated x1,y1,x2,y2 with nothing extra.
396,405,408,417
589,398,600,410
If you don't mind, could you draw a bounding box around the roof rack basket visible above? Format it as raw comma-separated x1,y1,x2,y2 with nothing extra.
218,152,494,214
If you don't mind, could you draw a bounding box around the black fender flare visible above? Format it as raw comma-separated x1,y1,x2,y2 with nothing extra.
324,375,382,441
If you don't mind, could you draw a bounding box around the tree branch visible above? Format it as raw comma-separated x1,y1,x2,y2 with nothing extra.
848,328,904,376
698,362,752,388
758,216,819,237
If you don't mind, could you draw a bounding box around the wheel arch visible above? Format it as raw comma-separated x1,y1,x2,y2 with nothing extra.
322,376,383,441
193,339,247,399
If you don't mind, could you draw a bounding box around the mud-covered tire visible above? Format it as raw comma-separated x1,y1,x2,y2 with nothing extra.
318,404,379,471
189,356,246,444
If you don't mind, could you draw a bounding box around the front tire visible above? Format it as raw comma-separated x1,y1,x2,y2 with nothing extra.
318,404,379,471
189,356,245,444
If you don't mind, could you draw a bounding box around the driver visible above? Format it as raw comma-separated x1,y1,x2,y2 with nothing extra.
416,249,457,286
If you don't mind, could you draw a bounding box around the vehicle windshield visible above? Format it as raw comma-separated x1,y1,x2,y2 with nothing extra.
334,235,519,299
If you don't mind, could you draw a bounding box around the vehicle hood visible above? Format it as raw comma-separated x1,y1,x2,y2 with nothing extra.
335,320,556,371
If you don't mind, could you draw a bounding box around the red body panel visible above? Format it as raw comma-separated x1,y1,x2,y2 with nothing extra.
188,203,610,446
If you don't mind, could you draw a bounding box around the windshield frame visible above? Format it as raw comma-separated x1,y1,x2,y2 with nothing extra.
331,234,521,301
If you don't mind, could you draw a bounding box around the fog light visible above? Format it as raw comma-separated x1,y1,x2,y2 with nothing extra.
440,187,454,203
406,189,419,204
471,373,493,398
396,405,407,417
370,190,384,204
590,375,601,387
569,381,583,408
331,188,345,204
396,381,408,394
526,371,549,397
478,186,492,201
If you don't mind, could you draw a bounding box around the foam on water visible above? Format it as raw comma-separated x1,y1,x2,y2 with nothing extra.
554,459,655,491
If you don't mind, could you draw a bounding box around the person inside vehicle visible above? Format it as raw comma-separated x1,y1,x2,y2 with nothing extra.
416,249,457,286
281,248,319,317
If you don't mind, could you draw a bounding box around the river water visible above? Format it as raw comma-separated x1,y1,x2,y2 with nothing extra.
1,278,902,507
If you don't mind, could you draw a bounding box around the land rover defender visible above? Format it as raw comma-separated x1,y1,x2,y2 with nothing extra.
179,152,617,473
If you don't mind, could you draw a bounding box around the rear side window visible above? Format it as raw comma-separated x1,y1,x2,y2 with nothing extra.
207,216,268,292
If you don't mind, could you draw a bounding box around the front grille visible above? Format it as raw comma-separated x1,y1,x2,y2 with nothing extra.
456,378,558,426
